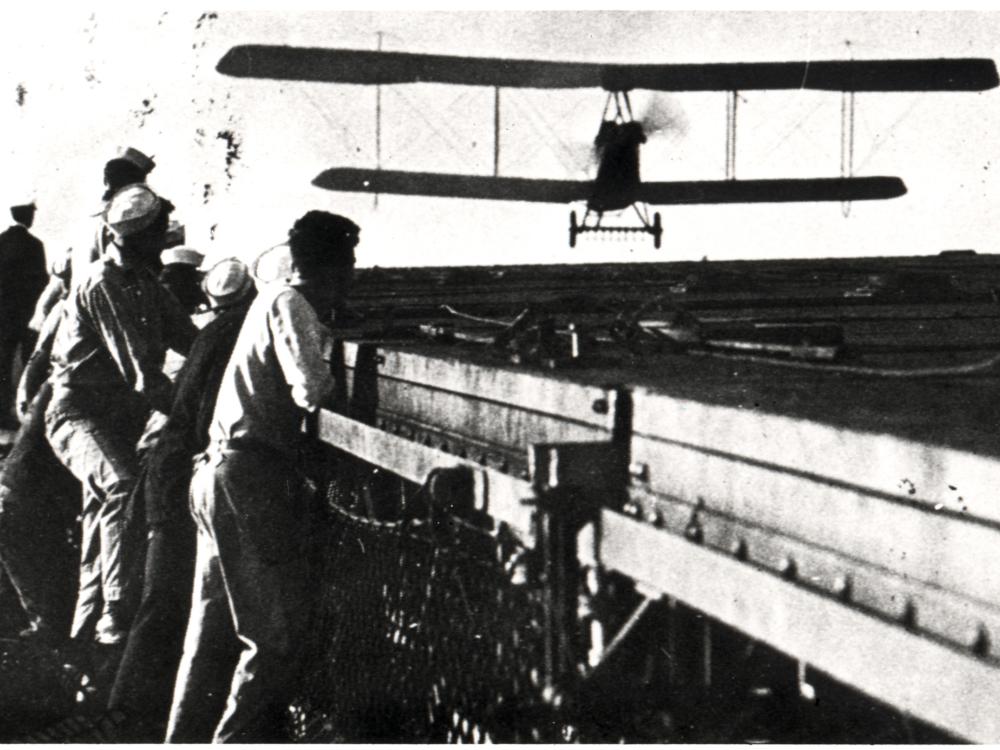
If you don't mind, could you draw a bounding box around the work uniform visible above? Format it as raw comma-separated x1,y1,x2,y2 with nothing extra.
108,302,251,734
0,301,79,637
45,257,195,641
0,221,47,419
166,282,334,743
30,183,159,337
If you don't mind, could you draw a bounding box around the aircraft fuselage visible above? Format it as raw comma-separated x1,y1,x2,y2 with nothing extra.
589,119,647,212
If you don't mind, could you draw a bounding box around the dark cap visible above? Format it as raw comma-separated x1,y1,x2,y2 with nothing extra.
114,147,156,175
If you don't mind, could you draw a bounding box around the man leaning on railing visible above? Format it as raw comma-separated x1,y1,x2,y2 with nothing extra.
165,210,359,743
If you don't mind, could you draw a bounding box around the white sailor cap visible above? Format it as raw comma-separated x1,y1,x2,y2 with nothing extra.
104,184,162,238
251,243,295,285
202,257,253,306
160,246,204,267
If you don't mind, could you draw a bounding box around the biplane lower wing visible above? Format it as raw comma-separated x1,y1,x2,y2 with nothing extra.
313,168,593,203
219,45,999,92
636,176,907,204
313,168,906,205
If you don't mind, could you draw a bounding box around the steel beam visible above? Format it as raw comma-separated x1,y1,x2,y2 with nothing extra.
627,484,1000,657
629,386,1000,609
599,509,1000,743
340,343,621,459
344,343,617,426
317,408,538,545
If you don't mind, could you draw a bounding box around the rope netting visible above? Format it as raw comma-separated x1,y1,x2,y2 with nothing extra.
286,453,571,743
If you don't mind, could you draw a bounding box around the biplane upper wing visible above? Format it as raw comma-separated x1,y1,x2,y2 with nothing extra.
219,45,999,92
314,168,906,204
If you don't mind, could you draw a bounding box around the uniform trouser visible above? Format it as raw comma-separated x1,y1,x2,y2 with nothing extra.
108,516,211,727
109,430,236,727
0,384,78,632
45,396,145,640
166,448,312,743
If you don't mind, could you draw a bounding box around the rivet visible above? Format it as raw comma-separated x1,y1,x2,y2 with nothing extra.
832,574,852,600
778,557,797,579
970,623,991,656
730,539,748,560
592,398,609,415
629,462,649,482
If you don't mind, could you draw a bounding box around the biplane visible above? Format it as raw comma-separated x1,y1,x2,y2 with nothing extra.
217,46,998,247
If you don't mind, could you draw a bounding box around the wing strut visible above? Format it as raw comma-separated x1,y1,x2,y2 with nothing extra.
725,91,739,180
374,31,384,209
840,90,856,217
494,86,501,176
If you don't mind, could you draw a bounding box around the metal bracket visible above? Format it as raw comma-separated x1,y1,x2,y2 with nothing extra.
584,595,658,676
526,442,629,701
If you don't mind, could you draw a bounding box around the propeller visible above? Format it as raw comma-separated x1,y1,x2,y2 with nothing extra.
561,92,687,178
636,92,687,138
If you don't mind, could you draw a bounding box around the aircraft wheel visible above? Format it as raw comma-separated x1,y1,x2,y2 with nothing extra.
652,212,662,249
569,211,578,248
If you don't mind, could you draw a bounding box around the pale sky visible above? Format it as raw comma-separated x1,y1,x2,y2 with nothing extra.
0,9,998,268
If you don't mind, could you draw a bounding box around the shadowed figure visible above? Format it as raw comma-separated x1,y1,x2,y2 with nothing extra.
0,201,47,428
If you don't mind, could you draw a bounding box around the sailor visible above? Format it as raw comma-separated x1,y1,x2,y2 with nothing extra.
158,246,207,317
166,211,359,743
28,146,158,334
0,254,80,643
133,244,207,457
87,147,159,269
45,184,196,646
0,198,47,429
106,258,256,742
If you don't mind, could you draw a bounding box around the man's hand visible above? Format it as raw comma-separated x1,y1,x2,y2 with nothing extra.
16,351,50,420
15,393,31,422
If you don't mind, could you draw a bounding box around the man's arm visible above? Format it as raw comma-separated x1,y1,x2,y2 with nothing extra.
28,276,64,333
16,299,63,418
270,289,335,413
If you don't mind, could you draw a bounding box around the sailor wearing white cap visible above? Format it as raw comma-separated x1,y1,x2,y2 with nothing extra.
106,259,256,740
30,145,162,339
202,257,254,309
45,184,197,646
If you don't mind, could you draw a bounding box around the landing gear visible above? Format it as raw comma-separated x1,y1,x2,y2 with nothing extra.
567,205,663,249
